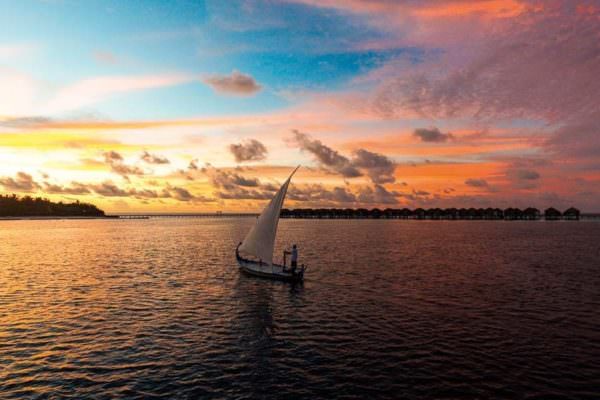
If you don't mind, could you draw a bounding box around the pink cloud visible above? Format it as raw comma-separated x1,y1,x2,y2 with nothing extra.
43,73,197,114
375,7,600,122
288,0,529,49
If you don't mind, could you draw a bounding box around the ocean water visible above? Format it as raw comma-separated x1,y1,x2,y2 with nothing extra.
0,218,598,399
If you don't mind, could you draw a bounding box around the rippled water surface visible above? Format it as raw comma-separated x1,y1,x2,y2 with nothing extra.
0,219,599,399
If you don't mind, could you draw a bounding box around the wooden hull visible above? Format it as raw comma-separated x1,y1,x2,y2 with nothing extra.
236,253,304,282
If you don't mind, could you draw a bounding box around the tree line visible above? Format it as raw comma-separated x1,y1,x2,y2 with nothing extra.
280,207,581,220
0,194,105,217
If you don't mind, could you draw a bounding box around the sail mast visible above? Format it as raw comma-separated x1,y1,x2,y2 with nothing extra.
238,166,299,265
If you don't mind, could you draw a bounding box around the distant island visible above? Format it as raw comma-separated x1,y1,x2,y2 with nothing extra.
0,194,106,218
280,207,581,221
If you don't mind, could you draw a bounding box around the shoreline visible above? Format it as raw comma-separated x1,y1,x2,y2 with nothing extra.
0,216,119,220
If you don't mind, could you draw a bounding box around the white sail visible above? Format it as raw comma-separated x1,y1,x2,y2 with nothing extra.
239,166,299,265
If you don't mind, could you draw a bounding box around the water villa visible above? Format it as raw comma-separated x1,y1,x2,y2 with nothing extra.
280,207,581,221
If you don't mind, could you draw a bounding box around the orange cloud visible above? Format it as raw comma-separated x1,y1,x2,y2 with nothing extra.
413,0,526,18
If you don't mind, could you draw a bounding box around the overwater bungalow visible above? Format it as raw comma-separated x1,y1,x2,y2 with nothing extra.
356,208,369,218
414,208,426,219
504,208,524,220
544,207,562,220
342,208,354,218
400,208,412,219
370,208,382,219
523,207,541,220
467,207,480,220
425,208,443,219
444,207,459,219
384,208,403,219
279,206,580,220
483,207,504,220
563,207,580,220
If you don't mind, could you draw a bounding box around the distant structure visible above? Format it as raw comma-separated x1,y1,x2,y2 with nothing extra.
544,207,562,221
563,207,580,220
523,207,541,220
280,207,581,221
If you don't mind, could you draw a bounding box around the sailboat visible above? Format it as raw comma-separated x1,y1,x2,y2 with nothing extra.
235,166,306,282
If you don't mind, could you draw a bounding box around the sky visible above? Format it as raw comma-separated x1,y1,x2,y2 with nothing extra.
1,0,599,212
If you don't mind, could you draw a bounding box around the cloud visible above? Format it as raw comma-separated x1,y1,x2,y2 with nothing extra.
356,184,399,205
103,150,123,163
188,159,199,170
91,181,130,197
209,172,360,204
0,43,37,60
203,70,261,96
103,151,144,179
166,185,196,202
352,148,396,184
0,116,53,128
512,169,540,181
44,73,196,114
288,184,357,203
141,151,170,164
204,165,274,200
506,168,540,190
229,139,268,162
545,118,600,169
320,186,357,203
286,0,527,53
412,189,430,196
413,127,453,143
464,178,489,188
215,188,273,200
0,68,38,116
93,51,118,64
88,181,211,202
289,0,525,20
369,4,600,123
291,130,396,184
43,181,91,195
0,171,209,203
464,178,499,193
0,173,176,201
290,130,362,178
110,163,144,178
207,168,260,189
0,172,40,192
178,159,201,181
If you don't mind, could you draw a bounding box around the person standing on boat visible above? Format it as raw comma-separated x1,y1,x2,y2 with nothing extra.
291,244,298,271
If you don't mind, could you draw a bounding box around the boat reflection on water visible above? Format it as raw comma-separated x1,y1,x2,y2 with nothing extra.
228,272,310,397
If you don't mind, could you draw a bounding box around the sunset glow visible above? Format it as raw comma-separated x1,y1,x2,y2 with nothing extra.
1,0,598,212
